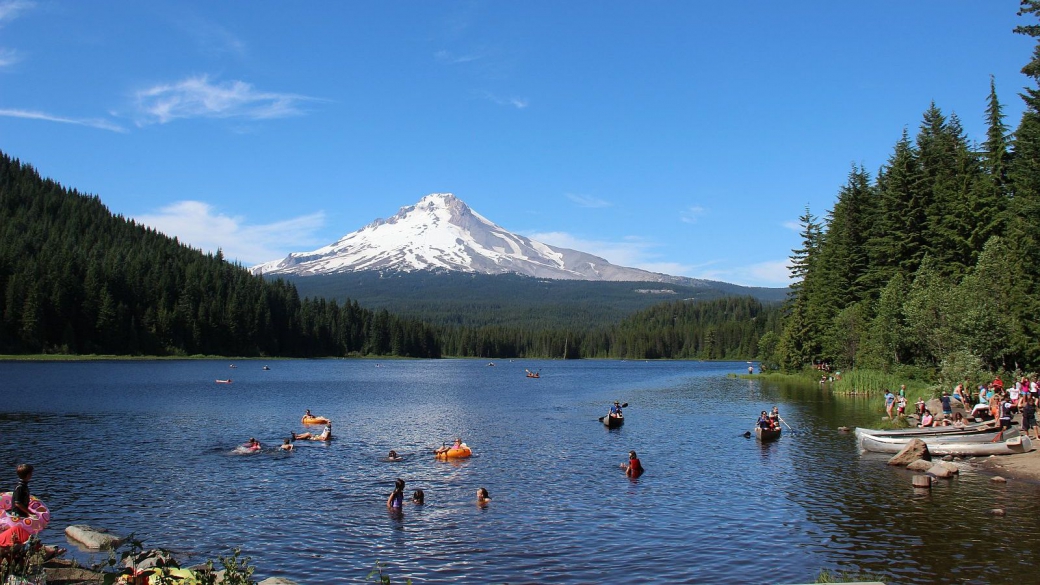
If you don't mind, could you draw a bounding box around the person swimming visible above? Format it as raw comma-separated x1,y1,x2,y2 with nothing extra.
476,487,491,504
412,489,424,505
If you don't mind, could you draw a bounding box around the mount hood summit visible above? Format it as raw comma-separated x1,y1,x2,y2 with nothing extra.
251,193,693,284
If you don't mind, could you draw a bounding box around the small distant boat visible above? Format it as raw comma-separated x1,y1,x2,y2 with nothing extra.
487,362,495,367
215,379,232,384
755,427,781,442
229,364,237,369
262,365,271,371
525,369,540,378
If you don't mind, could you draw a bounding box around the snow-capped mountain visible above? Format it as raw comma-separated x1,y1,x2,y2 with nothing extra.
251,193,691,283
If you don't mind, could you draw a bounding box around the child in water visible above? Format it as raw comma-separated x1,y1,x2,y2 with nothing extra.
387,478,405,510
411,489,424,505
476,487,491,504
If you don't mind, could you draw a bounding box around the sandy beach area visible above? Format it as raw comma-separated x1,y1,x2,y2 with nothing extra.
975,444,1040,483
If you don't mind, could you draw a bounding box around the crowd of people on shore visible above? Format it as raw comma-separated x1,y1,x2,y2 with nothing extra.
882,375,1040,439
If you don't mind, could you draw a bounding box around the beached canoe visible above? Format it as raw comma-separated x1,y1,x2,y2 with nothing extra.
854,420,998,440
858,431,1031,456
755,427,781,442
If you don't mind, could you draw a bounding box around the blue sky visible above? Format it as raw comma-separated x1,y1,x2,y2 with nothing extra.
0,1,1032,287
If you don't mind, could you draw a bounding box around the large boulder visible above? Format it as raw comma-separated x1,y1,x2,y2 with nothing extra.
65,524,124,550
888,438,931,466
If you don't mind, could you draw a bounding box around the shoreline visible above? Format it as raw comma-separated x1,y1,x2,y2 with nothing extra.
972,447,1040,484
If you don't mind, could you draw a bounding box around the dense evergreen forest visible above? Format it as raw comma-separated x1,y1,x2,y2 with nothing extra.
0,153,440,358
288,270,786,330
439,296,781,359
769,2,1040,381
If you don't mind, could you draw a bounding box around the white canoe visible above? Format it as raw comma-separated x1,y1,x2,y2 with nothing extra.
854,421,997,440
859,432,1031,456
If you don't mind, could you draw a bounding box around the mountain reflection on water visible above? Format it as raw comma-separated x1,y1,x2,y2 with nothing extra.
1,359,1037,584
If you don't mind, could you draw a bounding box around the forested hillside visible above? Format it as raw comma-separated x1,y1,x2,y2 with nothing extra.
771,2,1040,379
288,270,787,330
439,296,781,360
0,153,440,358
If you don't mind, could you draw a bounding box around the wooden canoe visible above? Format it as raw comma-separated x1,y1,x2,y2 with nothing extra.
755,427,781,442
603,412,624,428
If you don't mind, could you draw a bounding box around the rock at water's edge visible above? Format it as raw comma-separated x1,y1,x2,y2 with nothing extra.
888,439,931,466
65,524,124,550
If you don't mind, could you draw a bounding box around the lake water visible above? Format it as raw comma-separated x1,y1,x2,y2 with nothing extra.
1,359,1038,584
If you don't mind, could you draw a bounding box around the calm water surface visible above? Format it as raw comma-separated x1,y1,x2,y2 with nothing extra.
1,359,1039,584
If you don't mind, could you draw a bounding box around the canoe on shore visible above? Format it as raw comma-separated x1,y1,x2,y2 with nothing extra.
755,427,781,442
854,420,998,439
859,431,1031,456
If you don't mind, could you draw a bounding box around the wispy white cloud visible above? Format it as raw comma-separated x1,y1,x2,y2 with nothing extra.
782,220,801,231
526,228,791,287
528,230,665,270
0,47,19,68
0,0,33,26
695,259,793,287
435,49,482,64
0,108,126,132
185,18,246,58
134,75,318,125
478,90,528,109
0,0,33,67
679,205,706,224
566,193,612,209
134,201,327,266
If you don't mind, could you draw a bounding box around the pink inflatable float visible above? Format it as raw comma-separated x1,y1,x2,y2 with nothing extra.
0,492,50,535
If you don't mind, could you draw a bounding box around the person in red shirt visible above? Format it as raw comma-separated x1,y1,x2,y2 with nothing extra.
623,451,644,478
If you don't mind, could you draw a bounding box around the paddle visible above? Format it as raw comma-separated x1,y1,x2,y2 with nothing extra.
777,415,794,432
598,403,629,422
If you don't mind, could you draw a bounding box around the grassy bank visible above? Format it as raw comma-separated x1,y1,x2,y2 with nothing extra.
740,367,937,396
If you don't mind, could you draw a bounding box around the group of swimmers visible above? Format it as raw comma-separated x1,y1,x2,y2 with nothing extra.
239,410,334,453
384,477,491,511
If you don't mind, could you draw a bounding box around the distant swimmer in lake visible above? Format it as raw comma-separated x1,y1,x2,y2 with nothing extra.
245,438,261,452
387,478,405,510
280,439,294,452
412,489,424,505
387,450,401,461
476,487,491,505
291,431,312,441
622,450,644,478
